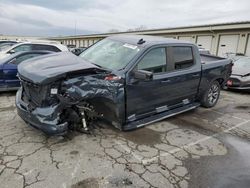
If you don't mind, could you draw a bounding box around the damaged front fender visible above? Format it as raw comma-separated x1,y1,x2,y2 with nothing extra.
58,74,126,129
16,70,126,135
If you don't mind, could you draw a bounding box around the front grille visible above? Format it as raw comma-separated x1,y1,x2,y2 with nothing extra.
20,77,59,108
21,82,49,108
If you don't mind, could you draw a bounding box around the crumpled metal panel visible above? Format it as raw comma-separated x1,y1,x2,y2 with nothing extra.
62,75,123,101
59,74,125,128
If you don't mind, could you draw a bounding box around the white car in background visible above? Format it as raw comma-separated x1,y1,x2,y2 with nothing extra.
0,41,68,59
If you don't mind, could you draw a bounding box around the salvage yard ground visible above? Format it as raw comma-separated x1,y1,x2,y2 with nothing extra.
0,90,250,188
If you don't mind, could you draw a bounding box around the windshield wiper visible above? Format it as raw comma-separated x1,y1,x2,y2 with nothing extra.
91,63,103,68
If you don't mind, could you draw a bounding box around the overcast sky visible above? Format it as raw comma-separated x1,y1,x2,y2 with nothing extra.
0,0,249,37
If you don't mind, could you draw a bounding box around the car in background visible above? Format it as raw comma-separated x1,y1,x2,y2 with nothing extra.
0,51,52,91
227,57,250,90
0,42,68,59
71,47,87,56
225,52,246,62
0,42,18,51
0,40,18,51
0,40,18,45
67,44,76,51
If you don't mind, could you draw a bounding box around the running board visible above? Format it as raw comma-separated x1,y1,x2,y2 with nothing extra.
123,102,200,131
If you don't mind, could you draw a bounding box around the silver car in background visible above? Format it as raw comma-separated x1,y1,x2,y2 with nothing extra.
227,57,250,90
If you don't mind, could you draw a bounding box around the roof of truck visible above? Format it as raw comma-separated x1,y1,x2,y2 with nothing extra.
108,34,192,47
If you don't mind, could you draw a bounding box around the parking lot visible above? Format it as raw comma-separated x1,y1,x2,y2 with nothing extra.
0,90,249,188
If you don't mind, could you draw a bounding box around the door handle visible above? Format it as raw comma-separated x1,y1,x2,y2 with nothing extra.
161,79,171,83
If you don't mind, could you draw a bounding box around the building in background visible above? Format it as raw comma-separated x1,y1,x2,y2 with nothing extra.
49,21,250,57
0,35,40,41
1,21,250,57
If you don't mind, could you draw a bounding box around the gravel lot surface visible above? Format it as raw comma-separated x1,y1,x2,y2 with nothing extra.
0,90,250,188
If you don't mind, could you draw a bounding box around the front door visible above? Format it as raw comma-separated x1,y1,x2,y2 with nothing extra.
126,47,170,120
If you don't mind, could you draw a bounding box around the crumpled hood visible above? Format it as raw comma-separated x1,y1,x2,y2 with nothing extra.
18,52,101,84
232,66,250,76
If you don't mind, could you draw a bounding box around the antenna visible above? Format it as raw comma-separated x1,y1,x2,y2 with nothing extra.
137,38,145,45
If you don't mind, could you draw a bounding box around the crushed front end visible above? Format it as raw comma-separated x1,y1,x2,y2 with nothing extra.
16,78,68,135
16,73,125,135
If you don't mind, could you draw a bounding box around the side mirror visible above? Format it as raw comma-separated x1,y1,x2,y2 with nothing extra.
8,50,15,54
133,70,153,81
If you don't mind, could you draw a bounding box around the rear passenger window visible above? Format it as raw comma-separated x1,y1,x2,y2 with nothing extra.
137,48,166,73
173,47,194,70
32,44,61,52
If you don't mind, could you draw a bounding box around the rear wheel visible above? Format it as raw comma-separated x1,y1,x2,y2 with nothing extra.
201,81,221,108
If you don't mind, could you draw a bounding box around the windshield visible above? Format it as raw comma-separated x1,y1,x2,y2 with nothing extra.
234,57,250,69
79,39,140,70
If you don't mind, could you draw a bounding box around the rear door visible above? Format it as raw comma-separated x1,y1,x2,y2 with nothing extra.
163,46,201,104
126,45,201,121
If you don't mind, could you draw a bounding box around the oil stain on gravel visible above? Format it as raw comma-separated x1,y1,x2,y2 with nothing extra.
71,178,99,188
121,128,162,146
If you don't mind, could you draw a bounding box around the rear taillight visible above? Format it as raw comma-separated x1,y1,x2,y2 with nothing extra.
104,74,121,81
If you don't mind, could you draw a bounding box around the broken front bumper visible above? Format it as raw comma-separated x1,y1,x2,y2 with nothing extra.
16,88,68,135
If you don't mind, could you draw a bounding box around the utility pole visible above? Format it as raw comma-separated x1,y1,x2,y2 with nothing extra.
74,20,77,36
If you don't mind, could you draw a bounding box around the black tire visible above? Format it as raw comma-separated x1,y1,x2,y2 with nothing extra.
201,81,221,108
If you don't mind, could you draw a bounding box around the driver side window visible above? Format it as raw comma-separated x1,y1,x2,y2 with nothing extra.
137,48,167,74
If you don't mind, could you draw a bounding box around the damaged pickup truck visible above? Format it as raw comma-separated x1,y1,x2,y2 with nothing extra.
16,35,232,135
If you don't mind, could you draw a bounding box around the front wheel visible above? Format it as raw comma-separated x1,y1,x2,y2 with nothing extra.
201,81,221,108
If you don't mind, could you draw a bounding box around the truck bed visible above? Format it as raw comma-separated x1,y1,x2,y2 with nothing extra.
201,53,231,70
200,54,225,64
199,53,232,97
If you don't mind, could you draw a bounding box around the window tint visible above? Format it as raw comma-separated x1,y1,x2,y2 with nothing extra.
32,44,60,52
11,53,42,65
173,47,194,70
137,48,166,73
12,44,32,52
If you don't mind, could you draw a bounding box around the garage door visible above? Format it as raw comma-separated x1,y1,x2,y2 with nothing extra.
196,36,213,51
218,35,239,57
245,35,250,56
178,36,193,42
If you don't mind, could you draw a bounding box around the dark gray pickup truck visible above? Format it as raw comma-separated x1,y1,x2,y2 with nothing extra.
16,35,232,135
